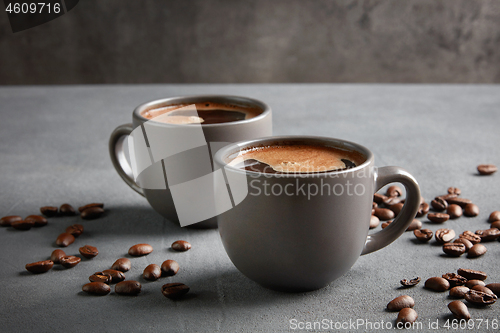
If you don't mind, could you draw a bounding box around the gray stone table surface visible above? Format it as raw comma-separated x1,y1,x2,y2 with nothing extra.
0,84,499,333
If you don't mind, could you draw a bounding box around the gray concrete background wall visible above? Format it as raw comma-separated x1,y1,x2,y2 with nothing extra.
1,0,500,84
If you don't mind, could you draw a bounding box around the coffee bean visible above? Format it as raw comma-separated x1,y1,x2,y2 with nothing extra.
373,208,394,221
102,269,126,283
446,197,472,208
82,282,110,296
25,215,48,227
65,224,84,237
425,277,450,292
435,229,455,244
369,215,379,229
79,245,99,259
50,249,66,264
25,260,54,274
60,255,81,268
386,185,403,197
453,238,473,251
457,268,487,281
468,244,487,258
485,283,500,296
161,283,190,299
11,220,35,230
128,243,153,256
442,243,466,257
78,203,104,213
80,207,104,220
406,219,422,231
448,301,471,320
389,203,404,217
442,273,467,287
89,272,112,284
372,202,378,209
471,285,495,295
111,258,131,272
161,260,180,277
55,232,75,247
465,280,485,288
400,277,421,287
0,215,22,226
383,196,401,206
465,289,497,305
464,203,479,217
171,240,191,252
115,280,141,295
447,204,463,219
413,229,433,242
447,187,461,195
396,308,418,325
488,211,500,222
381,221,391,229
431,197,448,211
143,264,162,281
475,228,500,241
477,164,497,175
387,295,415,311
59,203,76,216
373,193,388,204
40,206,58,217
428,213,449,223
492,221,500,230
437,193,458,201
449,286,470,298
460,231,481,244
416,202,429,217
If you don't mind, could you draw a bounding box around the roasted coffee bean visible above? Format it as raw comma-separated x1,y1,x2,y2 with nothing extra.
80,207,104,220
25,260,54,274
386,185,403,197
60,255,81,268
442,273,467,287
460,231,481,244
82,282,110,296
373,208,394,221
372,202,378,209
128,243,153,256
143,264,162,281
464,203,479,217
446,197,472,208
447,204,463,219
387,295,415,311
369,215,380,229
396,308,418,325
171,240,191,252
78,203,104,213
416,202,429,217
447,187,461,195
0,215,22,226
111,258,131,272
491,221,500,230
468,244,487,258
488,211,500,222
40,206,58,217
55,232,75,247
485,283,500,296
50,249,66,264
79,245,98,259
477,164,497,175
457,268,487,281
373,193,388,204
381,221,391,229
59,203,76,216
449,286,470,298
454,238,473,251
161,283,190,299
11,220,35,230
65,224,84,237
406,219,422,231
448,301,471,320
437,193,458,201
89,272,112,284
115,280,141,295
471,285,495,295
389,203,404,217
475,228,500,241
161,260,180,277
443,243,466,257
428,213,449,223
465,280,485,288
400,277,421,287
102,269,126,283
383,196,401,206
435,229,455,244
413,229,433,242
431,197,448,212
425,277,450,292
25,215,48,227
465,289,497,305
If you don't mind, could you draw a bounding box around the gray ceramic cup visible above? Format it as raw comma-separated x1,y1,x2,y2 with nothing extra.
109,95,272,228
214,136,420,291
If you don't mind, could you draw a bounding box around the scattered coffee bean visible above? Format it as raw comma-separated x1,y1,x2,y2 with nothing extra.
128,243,153,256
386,185,403,197
477,164,497,175
414,229,433,242
79,245,98,259
59,203,76,216
443,243,466,257
82,282,110,296
0,215,22,227
406,219,422,231
471,285,495,295
431,197,448,211
40,206,58,217
488,211,500,222
78,203,104,213
435,229,455,244
400,277,421,287
475,228,500,241
25,260,54,274
25,215,48,227
372,202,378,209
416,202,429,217
172,240,191,252
373,193,388,204
102,269,126,283
396,308,418,325
80,207,104,220
11,220,35,230
65,224,84,237
50,249,66,264
55,232,75,247
453,238,473,251
465,289,497,305
485,283,500,296
437,193,458,201
425,277,450,292
89,272,113,284
464,203,479,217
60,255,81,268
465,280,485,288
161,283,190,299
381,221,391,229
448,300,471,320
389,203,404,216
143,264,162,281
457,268,487,281
387,295,415,311
383,196,401,206
428,213,449,223
115,280,141,295
161,260,180,277
468,244,487,258
491,221,500,230
446,197,472,208
442,273,467,287
447,204,463,219
449,286,470,298
447,187,461,195
369,215,379,229
460,231,481,244
111,258,131,272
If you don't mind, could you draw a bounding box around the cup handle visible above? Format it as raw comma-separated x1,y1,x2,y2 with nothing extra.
361,166,420,255
109,123,145,197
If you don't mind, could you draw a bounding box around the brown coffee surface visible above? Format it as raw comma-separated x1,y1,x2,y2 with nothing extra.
230,144,365,173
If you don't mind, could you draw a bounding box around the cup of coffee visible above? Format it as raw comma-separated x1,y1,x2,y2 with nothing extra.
109,95,272,228
214,136,420,291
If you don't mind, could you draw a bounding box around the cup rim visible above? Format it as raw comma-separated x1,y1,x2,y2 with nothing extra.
132,95,271,127
214,135,374,176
